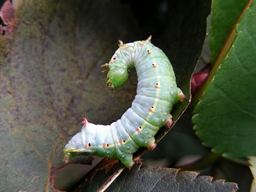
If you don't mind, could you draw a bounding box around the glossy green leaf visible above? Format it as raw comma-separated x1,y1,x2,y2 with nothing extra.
210,0,248,63
193,0,256,158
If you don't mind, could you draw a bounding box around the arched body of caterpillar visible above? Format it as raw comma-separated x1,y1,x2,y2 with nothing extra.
63,36,185,167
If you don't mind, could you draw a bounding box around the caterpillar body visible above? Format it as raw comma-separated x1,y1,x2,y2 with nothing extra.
63,36,185,167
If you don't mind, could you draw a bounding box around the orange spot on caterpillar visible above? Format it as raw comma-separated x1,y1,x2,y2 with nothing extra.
109,55,117,64
85,143,91,148
155,83,160,88
103,143,109,148
149,106,154,112
120,140,125,145
119,44,129,50
152,63,157,68
136,126,142,132
138,41,145,46
147,49,152,54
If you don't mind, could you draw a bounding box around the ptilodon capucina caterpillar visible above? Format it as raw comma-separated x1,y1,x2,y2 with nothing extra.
63,36,185,167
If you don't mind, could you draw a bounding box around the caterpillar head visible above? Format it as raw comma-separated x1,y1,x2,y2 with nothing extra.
106,67,128,89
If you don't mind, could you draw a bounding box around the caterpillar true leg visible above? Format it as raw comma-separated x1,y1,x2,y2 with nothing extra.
63,37,184,167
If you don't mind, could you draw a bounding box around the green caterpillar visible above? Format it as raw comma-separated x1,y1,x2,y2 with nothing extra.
63,36,184,167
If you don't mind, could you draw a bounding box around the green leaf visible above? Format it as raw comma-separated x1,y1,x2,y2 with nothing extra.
210,0,248,63
193,0,256,158
82,165,238,191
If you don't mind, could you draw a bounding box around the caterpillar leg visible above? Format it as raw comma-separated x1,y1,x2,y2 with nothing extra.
177,88,185,101
120,153,134,168
142,136,157,150
148,143,157,150
166,115,173,128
